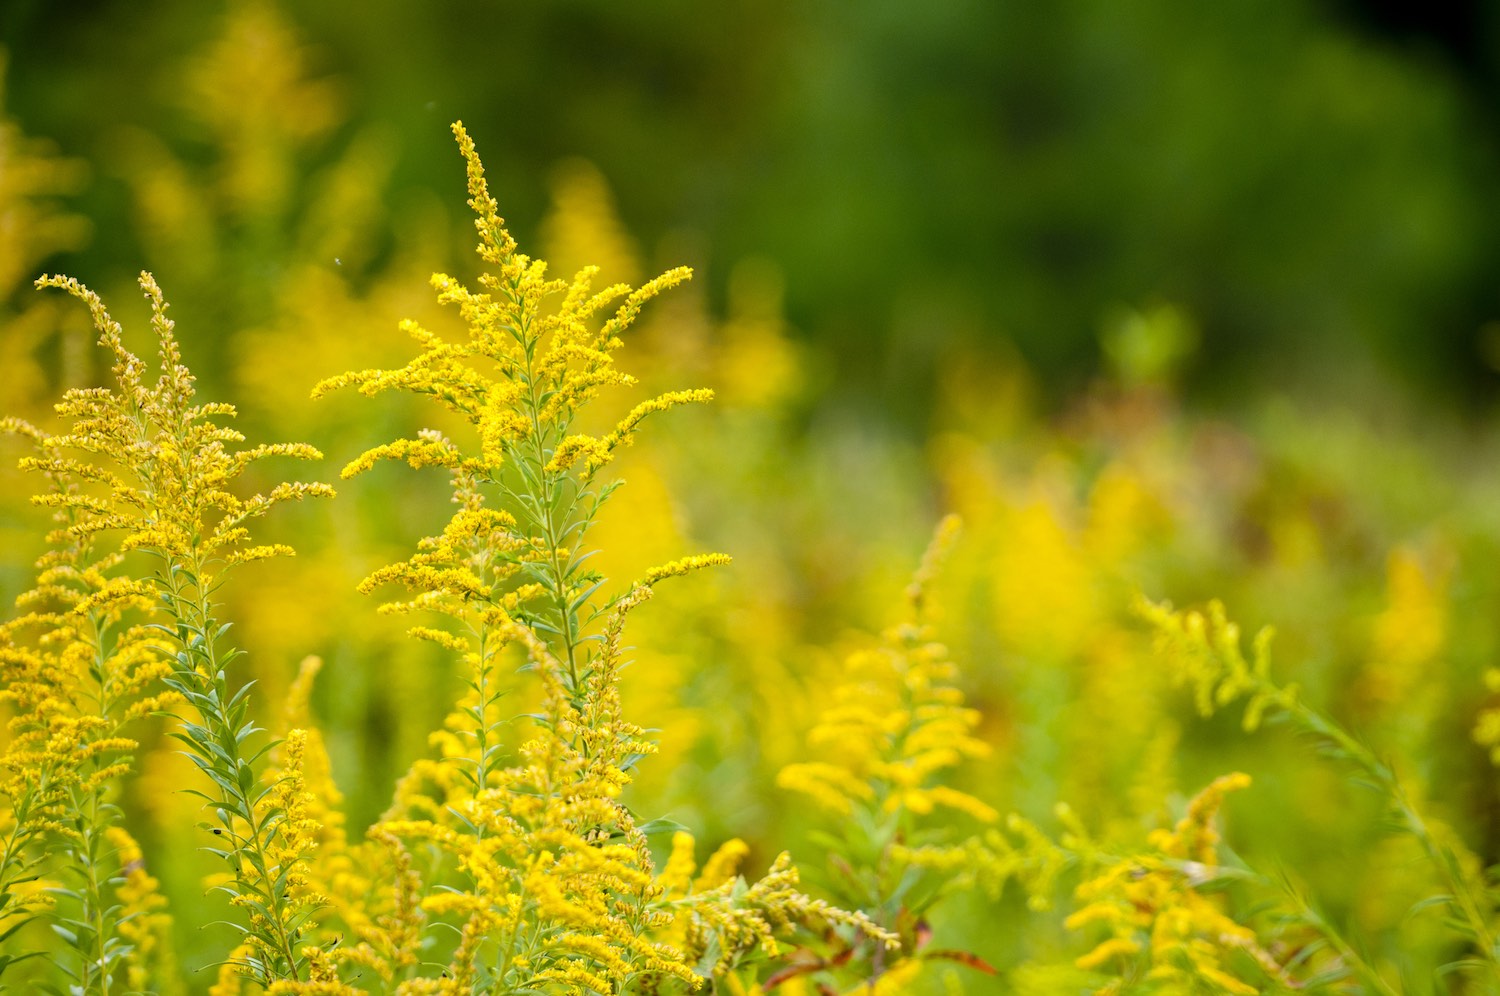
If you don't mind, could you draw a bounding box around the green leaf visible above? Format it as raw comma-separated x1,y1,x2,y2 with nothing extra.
568,578,606,615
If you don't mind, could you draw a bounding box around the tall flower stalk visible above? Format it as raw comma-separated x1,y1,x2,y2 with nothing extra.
17,272,334,987
777,516,999,989
315,121,890,993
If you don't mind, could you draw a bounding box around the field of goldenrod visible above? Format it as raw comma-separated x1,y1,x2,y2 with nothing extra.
7,3,1500,994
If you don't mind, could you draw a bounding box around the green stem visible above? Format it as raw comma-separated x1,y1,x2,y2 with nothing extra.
77,806,111,996
0,815,42,984
531,383,582,688
472,618,497,810
510,280,585,696
62,609,122,996
85,615,116,996
161,556,303,984
1275,875,1402,996
0,822,25,892
1268,684,1500,973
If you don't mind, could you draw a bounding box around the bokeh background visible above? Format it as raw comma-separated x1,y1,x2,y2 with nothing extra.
7,0,1500,990
11,0,1500,415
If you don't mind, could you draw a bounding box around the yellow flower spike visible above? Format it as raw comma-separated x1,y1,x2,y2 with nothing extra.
546,433,610,474
1164,771,1251,865
695,838,751,891
19,271,336,987
592,387,716,472
1074,936,1142,971
319,122,894,993
657,831,700,897
1064,773,1278,992
104,825,177,991
637,552,734,588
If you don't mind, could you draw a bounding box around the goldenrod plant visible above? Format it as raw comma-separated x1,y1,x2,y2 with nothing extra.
1138,597,1499,992
306,121,892,993
11,35,1500,990
3,270,333,990
777,515,1000,990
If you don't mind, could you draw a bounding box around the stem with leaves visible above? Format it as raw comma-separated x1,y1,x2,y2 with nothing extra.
1141,597,1500,982
151,558,308,986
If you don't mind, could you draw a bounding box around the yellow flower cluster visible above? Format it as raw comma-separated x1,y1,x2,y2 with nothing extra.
250,730,325,911
305,121,890,993
779,518,994,824
105,825,177,991
28,272,333,573
315,121,700,480
13,270,337,988
1064,773,1289,993
0,507,162,830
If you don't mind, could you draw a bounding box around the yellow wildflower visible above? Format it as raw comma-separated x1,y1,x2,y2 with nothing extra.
776,516,991,987
1066,773,1287,993
330,121,882,993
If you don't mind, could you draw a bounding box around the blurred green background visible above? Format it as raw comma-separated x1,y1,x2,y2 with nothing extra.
8,0,1500,423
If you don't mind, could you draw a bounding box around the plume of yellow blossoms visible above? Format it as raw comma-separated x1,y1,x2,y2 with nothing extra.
27,272,333,571
314,121,890,993
105,825,177,991
1064,773,1292,994
779,517,994,824
777,516,997,988
17,271,335,988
